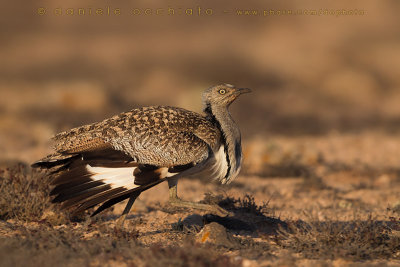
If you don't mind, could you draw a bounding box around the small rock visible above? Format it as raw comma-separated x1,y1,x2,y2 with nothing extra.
196,222,237,248
338,200,353,209
374,174,392,188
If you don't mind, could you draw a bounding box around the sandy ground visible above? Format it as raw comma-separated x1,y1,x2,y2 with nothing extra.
1,133,400,266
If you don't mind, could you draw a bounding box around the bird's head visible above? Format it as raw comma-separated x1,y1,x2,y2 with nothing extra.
202,84,251,108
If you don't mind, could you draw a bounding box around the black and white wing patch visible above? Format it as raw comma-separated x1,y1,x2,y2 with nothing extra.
41,148,197,216
49,159,174,214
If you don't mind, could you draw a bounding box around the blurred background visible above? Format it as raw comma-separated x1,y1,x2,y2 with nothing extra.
0,0,399,169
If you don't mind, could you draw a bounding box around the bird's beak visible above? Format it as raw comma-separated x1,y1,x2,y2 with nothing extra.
237,88,252,95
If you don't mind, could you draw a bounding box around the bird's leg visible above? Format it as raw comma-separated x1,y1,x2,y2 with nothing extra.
116,192,140,228
167,178,232,217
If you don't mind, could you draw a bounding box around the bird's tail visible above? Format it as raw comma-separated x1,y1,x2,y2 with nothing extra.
31,151,186,216
50,162,170,216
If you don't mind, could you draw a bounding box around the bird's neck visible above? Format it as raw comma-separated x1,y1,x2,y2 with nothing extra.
204,103,242,182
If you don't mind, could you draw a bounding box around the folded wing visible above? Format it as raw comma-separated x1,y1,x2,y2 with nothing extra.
32,106,217,215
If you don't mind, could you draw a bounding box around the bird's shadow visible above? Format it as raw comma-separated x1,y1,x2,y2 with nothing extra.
156,194,288,237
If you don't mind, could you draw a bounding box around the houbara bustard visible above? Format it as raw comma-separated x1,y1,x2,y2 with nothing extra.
32,84,251,223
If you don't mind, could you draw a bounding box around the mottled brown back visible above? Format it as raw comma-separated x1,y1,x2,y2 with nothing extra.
53,106,221,166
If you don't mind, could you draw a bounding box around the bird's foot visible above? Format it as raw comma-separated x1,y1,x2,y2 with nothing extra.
169,198,233,217
115,213,128,229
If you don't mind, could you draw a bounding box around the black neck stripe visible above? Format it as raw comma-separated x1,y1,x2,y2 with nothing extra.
205,104,231,178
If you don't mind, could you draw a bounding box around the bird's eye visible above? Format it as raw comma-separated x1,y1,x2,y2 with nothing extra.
218,89,226,95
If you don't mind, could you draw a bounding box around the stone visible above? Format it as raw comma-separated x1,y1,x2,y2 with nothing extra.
195,222,237,248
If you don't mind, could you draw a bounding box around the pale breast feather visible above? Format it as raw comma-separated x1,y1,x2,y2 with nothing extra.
211,145,229,182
